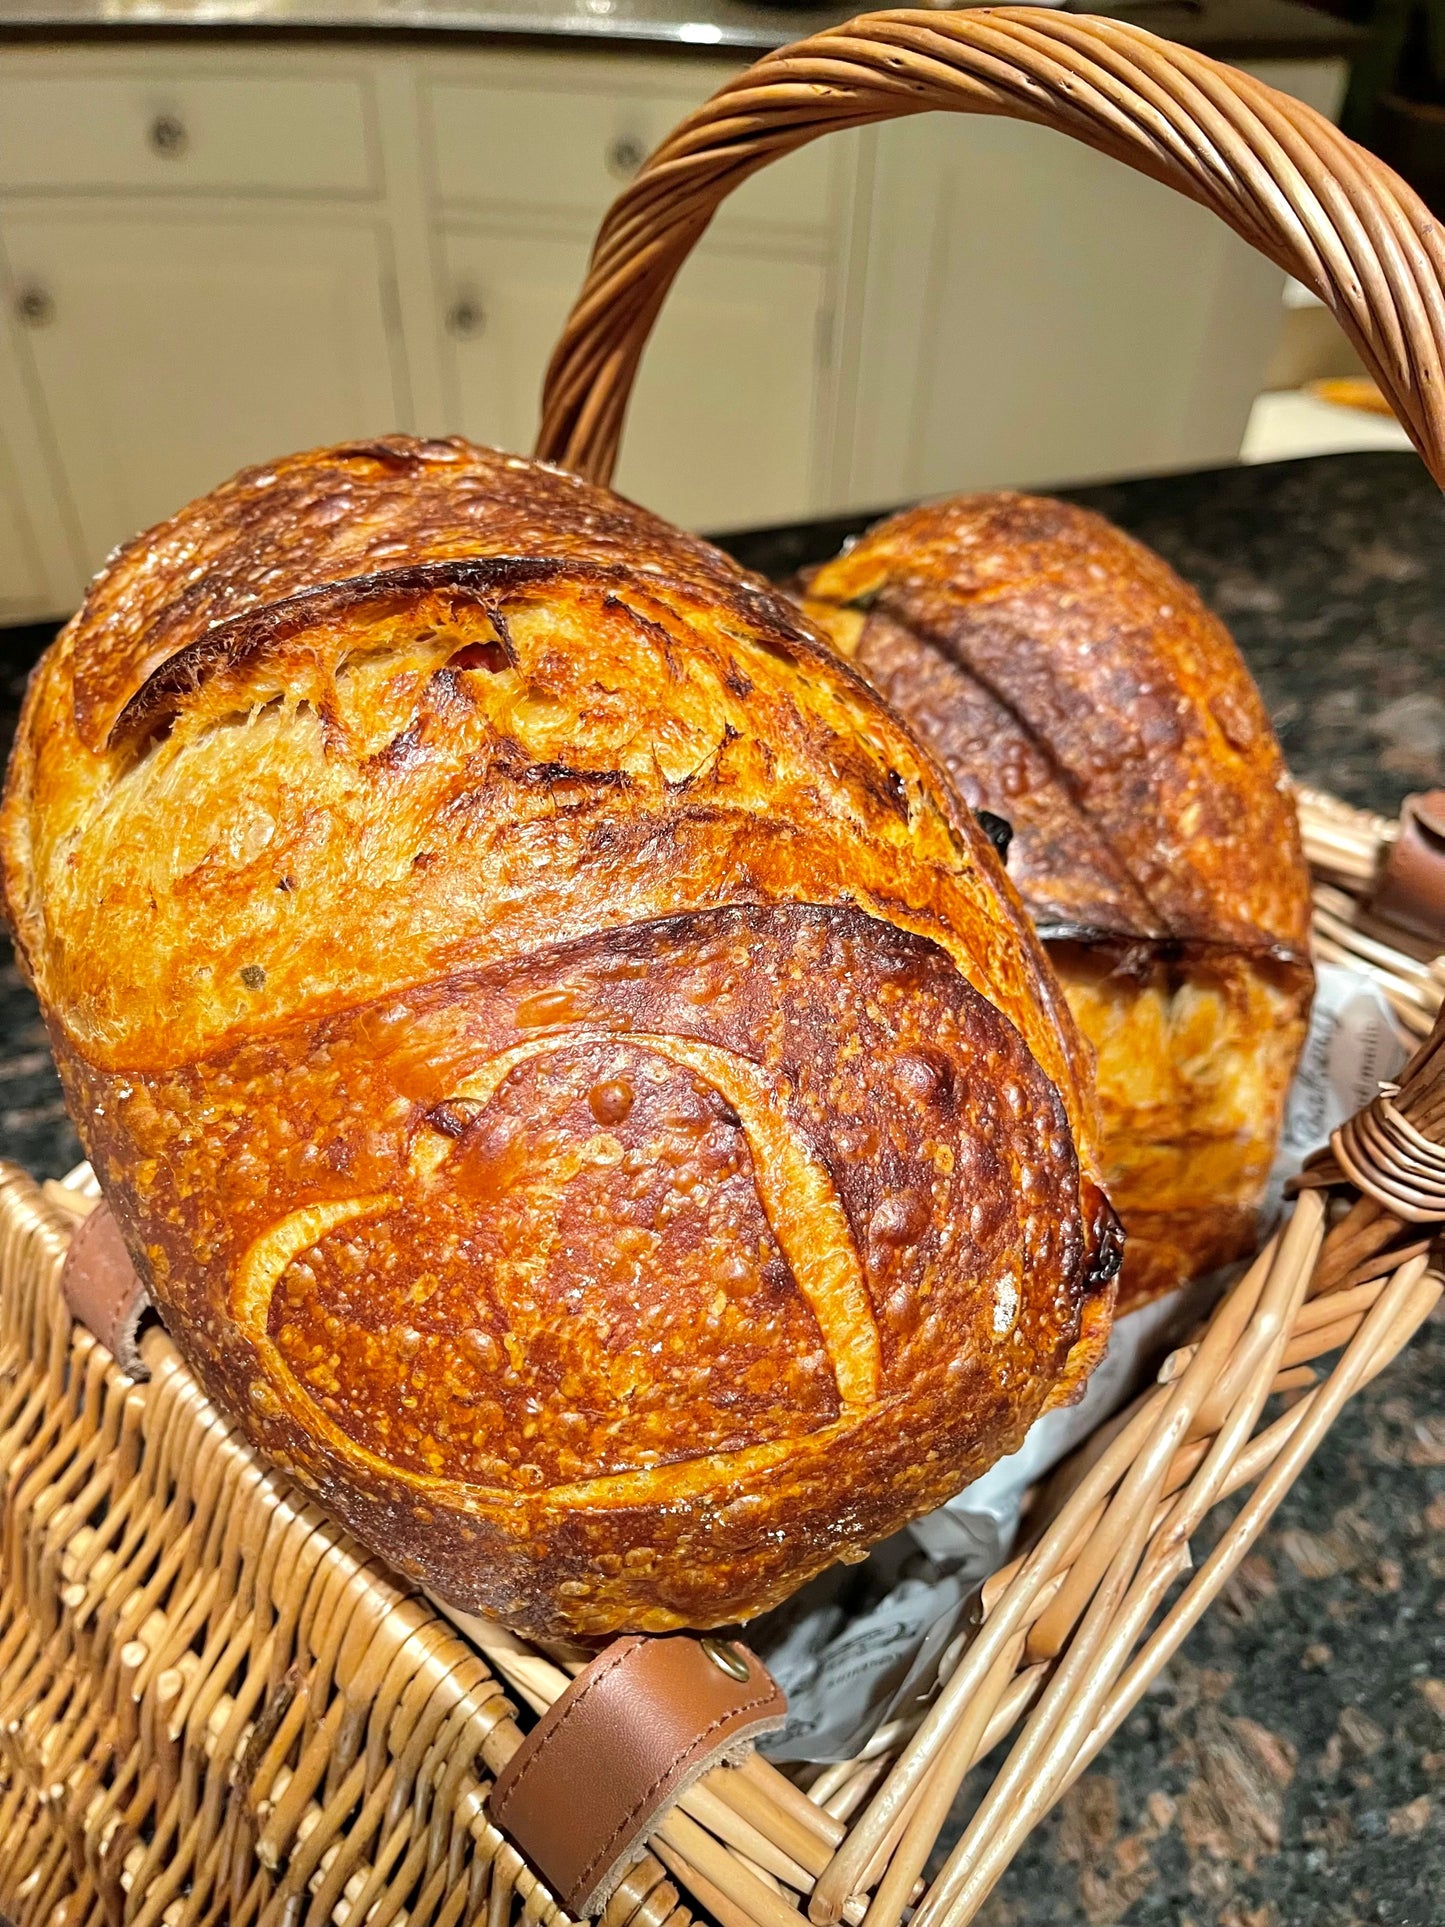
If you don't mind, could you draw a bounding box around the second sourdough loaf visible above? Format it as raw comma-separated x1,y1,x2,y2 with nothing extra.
802,492,1314,1312
3,437,1121,1637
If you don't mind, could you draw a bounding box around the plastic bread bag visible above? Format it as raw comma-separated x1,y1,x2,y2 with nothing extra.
756,961,1408,1762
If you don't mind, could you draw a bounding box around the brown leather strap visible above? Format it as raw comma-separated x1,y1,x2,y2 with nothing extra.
59,1202,154,1380
1368,790,1445,944
489,1636,786,1916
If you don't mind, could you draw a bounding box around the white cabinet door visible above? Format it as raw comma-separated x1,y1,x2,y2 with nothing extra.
0,426,50,623
842,59,1348,506
0,304,83,619
428,62,835,238
0,205,407,573
437,226,830,533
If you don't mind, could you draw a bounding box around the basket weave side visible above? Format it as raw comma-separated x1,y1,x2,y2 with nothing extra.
0,1167,695,1927
536,8,1445,489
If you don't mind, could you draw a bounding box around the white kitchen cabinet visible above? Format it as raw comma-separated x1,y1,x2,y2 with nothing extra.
0,204,407,568
612,242,832,532
427,55,850,529
0,292,85,619
0,41,1349,617
0,68,377,197
439,225,832,532
0,44,858,597
427,60,835,237
839,59,1347,505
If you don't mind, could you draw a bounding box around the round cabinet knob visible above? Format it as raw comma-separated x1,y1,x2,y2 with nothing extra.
148,113,189,159
15,285,54,329
607,134,646,182
447,296,485,340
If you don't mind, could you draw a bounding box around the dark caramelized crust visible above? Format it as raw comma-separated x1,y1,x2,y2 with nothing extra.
60,903,1111,1630
802,492,1312,955
4,440,1119,1635
804,493,1313,1311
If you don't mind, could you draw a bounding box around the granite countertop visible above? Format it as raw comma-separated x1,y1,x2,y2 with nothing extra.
1,446,1441,1924
0,0,1361,60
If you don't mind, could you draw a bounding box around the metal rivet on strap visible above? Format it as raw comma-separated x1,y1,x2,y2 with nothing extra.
700,1637,750,1681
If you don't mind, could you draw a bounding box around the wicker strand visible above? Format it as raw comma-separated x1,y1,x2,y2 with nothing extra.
0,1174,630,1927
809,1214,1282,1923
889,1196,1322,1927
1331,1093,1445,1218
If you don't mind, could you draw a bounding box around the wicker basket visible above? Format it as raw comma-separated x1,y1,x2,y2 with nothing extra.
4,13,1445,1927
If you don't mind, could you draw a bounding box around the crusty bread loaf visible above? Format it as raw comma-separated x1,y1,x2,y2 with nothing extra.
802,492,1314,1313
3,440,1121,1637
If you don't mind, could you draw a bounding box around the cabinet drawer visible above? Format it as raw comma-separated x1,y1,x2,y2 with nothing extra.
428,79,832,233
0,73,375,196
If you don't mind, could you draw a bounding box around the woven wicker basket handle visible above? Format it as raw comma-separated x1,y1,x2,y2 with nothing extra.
536,5,1445,489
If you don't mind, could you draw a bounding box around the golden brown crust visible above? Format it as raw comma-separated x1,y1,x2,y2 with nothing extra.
5,440,1119,1636
59,902,1116,1630
803,493,1314,1311
65,439,752,756
803,492,1313,957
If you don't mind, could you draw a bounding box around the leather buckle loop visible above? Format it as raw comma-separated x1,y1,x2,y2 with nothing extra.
58,1202,155,1380
1368,789,1445,946
489,1634,786,1916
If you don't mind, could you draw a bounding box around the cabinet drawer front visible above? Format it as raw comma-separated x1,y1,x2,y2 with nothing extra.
428,79,831,232
0,74,375,196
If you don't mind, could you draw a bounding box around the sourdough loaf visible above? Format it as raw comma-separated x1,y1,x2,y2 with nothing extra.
4,441,1121,1635
802,492,1313,1312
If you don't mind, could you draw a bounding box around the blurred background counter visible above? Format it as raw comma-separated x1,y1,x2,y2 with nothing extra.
0,0,1371,619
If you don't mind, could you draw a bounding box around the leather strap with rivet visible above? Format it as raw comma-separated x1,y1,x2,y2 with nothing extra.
1368,789,1445,945
489,1634,786,1916
58,1200,156,1380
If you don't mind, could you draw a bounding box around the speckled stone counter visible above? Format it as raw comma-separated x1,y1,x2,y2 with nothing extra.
0,0,1359,63
1,447,1442,1926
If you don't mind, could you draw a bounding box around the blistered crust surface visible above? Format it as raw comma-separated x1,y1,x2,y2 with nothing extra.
804,491,1313,955
5,442,1092,1140
4,441,1119,1634
63,439,754,754
63,903,1106,1634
